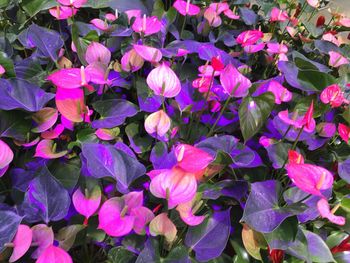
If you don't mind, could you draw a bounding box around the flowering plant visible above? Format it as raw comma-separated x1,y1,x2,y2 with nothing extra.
1,0,350,262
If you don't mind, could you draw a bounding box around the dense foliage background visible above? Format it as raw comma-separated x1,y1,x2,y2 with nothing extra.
1,0,350,262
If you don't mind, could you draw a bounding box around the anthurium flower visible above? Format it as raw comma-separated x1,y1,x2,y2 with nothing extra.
317,198,345,225
204,7,222,27
267,80,292,104
198,65,220,77
320,84,348,107
144,110,171,138
0,64,5,75
149,168,197,209
0,139,13,177
47,67,90,89
243,43,265,54
306,0,319,8
322,33,340,46
270,7,289,22
8,225,32,262
328,51,349,68
121,49,144,72
129,207,154,235
211,56,224,72
58,0,87,8
132,15,161,36
14,137,40,148
220,64,252,97
55,88,85,123
34,139,68,159
176,195,205,226
125,9,142,23
286,161,334,196
49,6,77,20
236,30,264,47
338,123,350,144
316,122,336,138
72,186,101,223
31,224,54,259
133,44,162,63
32,108,58,133
36,245,72,263
85,42,111,65
173,0,200,16
149,213,177,243
85,62,109,85
288,150,304,164
41,124,65,140
193,76,212,93
266,42,288,55
146,63,181,98
95,128,119,141
90,18,112,32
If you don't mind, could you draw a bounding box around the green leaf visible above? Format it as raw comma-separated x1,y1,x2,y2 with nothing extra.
71,23,88,66
239,92,275,141
342,106,350,125
326,232,349,248
230,240,250,263
125,123,153,154
50,158,81,189
294,57,319,71
293,94,327,118
341,198,350,213
264,217,298,250
85,0,111,8
107,247,136,263
0,110,32,141
56,224,85,251
298,70,337,91
0,51,15,78
152,0,164,19
21,0,56,17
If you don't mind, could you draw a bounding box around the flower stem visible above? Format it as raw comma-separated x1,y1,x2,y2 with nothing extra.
180,15,187,39
207,96,231,137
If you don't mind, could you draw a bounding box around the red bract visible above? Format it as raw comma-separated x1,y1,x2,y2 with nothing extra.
338,123,350,144
211,56,224,72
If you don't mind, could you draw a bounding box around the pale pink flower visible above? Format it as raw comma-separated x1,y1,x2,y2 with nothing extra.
176,195,205,226
121,49,144,72
90,19,111,32
266,42,288,55
149,213,177,243
133,44,162,63
328,51,349,68
317,198,345,225
322,33,340,46
49,6,77,20
32,108,58,133
85,42,111,65
9,225,32,262
95,128,117,141
306,0,319,8
31,224,54,259
41,124,65,140
34,140,67,159
220,64,252,97
144,110,171,137
267,80,292,104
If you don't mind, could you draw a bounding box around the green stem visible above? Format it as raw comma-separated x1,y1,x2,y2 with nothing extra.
207,96,231,137
180,15,187,39
281,125,292,140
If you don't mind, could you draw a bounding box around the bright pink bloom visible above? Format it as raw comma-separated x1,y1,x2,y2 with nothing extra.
173,0,200,16
266,42,288,55
9,225,32,262
204,7,222,27
175,144,213,174
329,51,349,68
211,56,225,72
146,63,181,98
306,0,319,8
36,245,72,263
85,42,111,65
236,30,264,47
41,124,65,140
55,88,85,123
192,76,211,93
58,0,87,8
125,9,142,24
223,9,240,20
47,67,90,89
85,62,109,85
32,108,58,133
0,140,13,177
132,15,161,36
133,44,162,63
49,6,77,20
90,19,111,32
121,49,144,72
338,123,350,144
149,168,197,209
317,198,345,225
105,11,118,21
267,80,292,104
0,64,5,74
31,224,54,259
149,213,177,242
61,115,74,131
144,110,171,137
288,150,304,164
259,136,275,147
220,64,252,97
243,43,265,54
14,137,40,148
320,84,348,107
209,2,229,14
286,162,334,196
34,140,67,159
176,196,205,226
270,7,289,22
303,100,315,132
317,123,336,138
73,186,101,221
198,65,220,77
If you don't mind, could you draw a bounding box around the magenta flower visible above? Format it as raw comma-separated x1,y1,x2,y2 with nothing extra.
47,67,90,89
320,84,348,107
85,62,109,85
41,124,65,140
125,9,142,24
173,0,200,16
316,122,336,138
328,51,349,68
198,65,221,77
243,43,265,54
90,18,111,32
144,110,171,138
338,123,350,144
266,42,288,55
8,225,32,262
58,0,87,8
317,198,345,225
220,64,252,97
31,224,54,259
133,44,162,63
236,30,264,47
146,63,181,98
34,139,67,159
72,186,101,223
0,64,5,75
149,213,177,243
0,139,13,177
49,6,77,20
270,7,289,22
85,42,111,65
288,150,304,164
132,15,161,36
121,49,144,72
55,87,86,123
176,195,205,226
204,7,222,27
36,245,72,263
267,80,292,104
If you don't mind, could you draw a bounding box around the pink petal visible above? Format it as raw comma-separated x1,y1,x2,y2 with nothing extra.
278,110,304,129
47,68,90,89
121,49,144,72
9,225,32,262
339,123,350,143
85,42,111,65
56,88,85,123
130,207,154,234
32,108,58,133
208,2,229,14
72,186,101,219
41,124,65,140
132,16,161,36
61,115,75,131
267,80,292,104
329,51,349,68
175,144,213,173
31,224,54,259
85,62,108,85
220,64,252,97
243,43,265,54
133,44,162,63
34,140,67,159
49,6,77,20
176,197,205,226
270,7,289,22
236,30,264,47
266,42,288,54
316,122,336,138
173,0,200,16
90,18,110,31
306,0,319,8
320,84,345,107
144,110,171,137
150,213,177,242
224,9,240,20
0,139,14,170
0,64,5,74
95,128,117,140
14,137,40,148
36,245,72,263
204,8,222,27
58,0,87,8
317,198,345,225
125,9,142,23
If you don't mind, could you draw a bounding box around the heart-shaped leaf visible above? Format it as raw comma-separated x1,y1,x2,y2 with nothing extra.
0,210,22,252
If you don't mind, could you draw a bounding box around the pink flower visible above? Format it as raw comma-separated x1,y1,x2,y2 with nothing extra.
176,195,205,226
32,108,58,133
58,0,87,8
338,123,350,144
192,76,211,93
55,88,86,123
236,30,264,47
95,128,118,141
146,63,181,98
266,42,288,55
322,33,340,46
36,245,72,263
72,186,101,222
41,124,65,140
243,43,265,54
144,110,171,138
267,80,292,104
132,15,161,36
8,225,32,262
125,9,142,24
121,49,144,72
338,17,350,27
306,0,319,8
85,42,111,65
270,7,289,22
133,44,162,63
0,64,5,75
31,224,54,259
90,19,111,32
259,136,275,147
204,7,222,27
220,64,252,97
47,67,90,89
317,198,345,225
316,123,336,138
211,56,225,72
49,6,77,20
328,51,349,68
149,213,177,243
85,62,109,85
198,65,220,77
320,84,348,107
0,139,13,177
209,2,229,14
34,140,67,159
173,0,200,16
149,168,197,209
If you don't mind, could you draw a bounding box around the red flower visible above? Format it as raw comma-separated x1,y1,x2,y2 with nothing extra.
211,56,224,72
268,248,284,263
316,16,325,27
331,236,350,254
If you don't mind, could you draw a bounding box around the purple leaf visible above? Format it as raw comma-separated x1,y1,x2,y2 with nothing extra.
0,210,22,253
185,209,231,262
150,142,177,170
19,166,70,223
175,81,205,112
0,78,54,112
201,180,248,201
239,7,258,25
136,80,162,113
196,135,239,158
338,158,350,184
